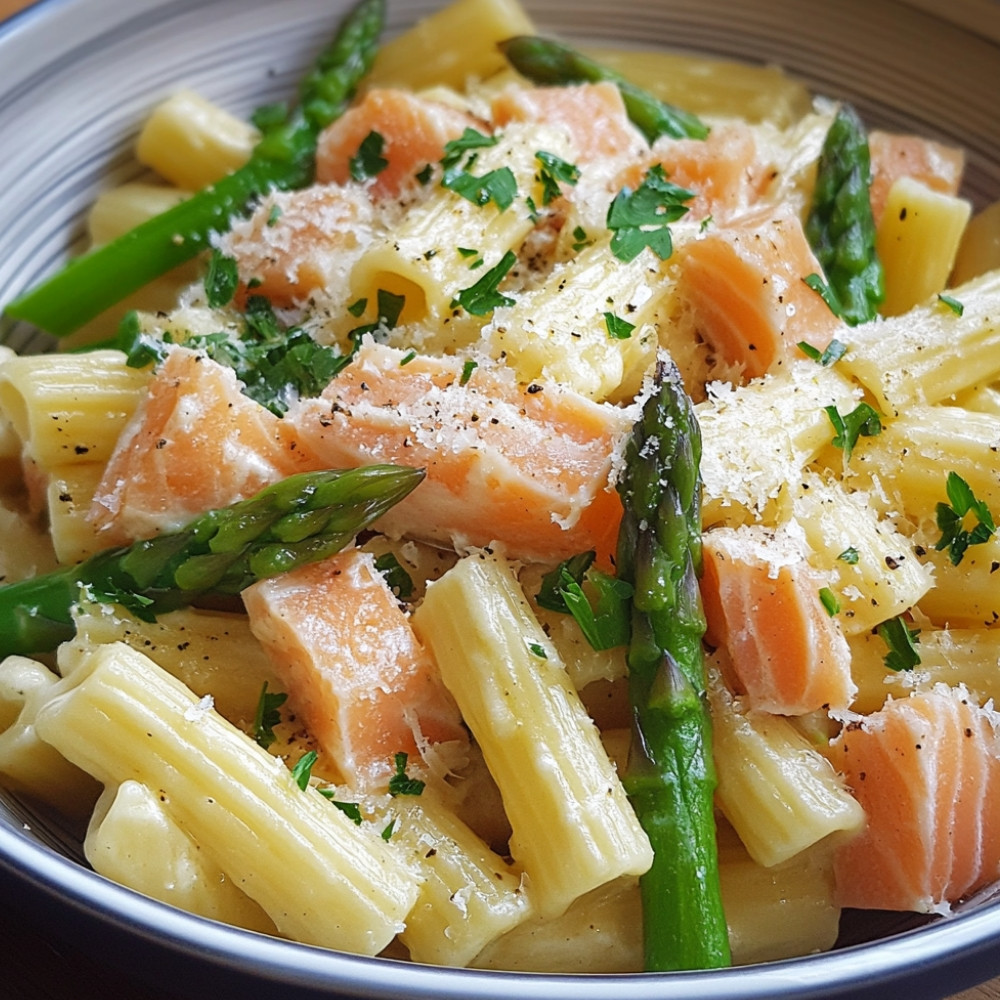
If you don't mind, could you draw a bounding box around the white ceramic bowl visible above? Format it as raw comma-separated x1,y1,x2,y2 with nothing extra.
1,1,999,997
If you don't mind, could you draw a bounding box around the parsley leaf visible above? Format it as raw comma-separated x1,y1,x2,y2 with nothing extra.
877,616,921,672
534,150,580,205
204,249,240,308
349,130,388,182
824,402,882,460
82,581,157,622
837,547,860,564
440,128,498,171
291,750,319,791
803,272,844,317
818,587,840,616
460,359,478,385
935,471,997,565
321,796,363,824
536,552,631,650
937,293,964,316
527,640,548,659
374,551,415,601
347,288,407,344
252,681,287,750
798,337,848,366
388,752,425,797
450,250,517,315
607,165,693,263
439,128,517,211
603,312,635,340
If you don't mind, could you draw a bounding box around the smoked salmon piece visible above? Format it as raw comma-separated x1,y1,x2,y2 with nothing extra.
243,547,469,791
868,131,964,228
490,82,646,165
700,523,855,715
675,206,844,379
221,185,375,310
285,340,631,565
615,121,762,223
88,347,311,546
315,88,477,200
829,684,1000,914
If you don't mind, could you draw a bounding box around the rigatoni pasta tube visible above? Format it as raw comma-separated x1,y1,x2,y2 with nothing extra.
707,663,864,868
0,350,149,470
412,551,652,920
33,641,422,953
841,268,1000,416
85,780,277,935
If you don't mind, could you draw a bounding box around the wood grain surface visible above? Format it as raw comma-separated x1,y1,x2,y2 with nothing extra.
1,0,999,997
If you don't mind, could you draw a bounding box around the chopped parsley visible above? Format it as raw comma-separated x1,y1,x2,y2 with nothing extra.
415,163,433,185
935,471,997,566
266,203,283,227
603,312,635,340
291,750,319,791
818,587,840,616
204,248,240,308
388,752,425,797
534,150,580,206
252,681,287,750
450,250,517,316
83,580,157,622
571,225,590,252
606,164,694,263
937,293,964,316
803,272,844,317
877,616,921,672
527,640,548,659
347,297,368,317
440,127,517,211
322,796,363,825
824,402,882,460
460,359,478,385
374,551,415,601
399,349,417,366
837,547,860,565
347,288,407,343
381,820,397,841
536,551,631,650
350,130,388,182
798,337,848,366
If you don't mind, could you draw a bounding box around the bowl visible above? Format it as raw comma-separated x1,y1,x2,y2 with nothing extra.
0,1,999,998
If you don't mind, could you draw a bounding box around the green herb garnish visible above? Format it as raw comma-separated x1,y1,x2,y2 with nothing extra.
798,337,848,366
450,250,517,315
349,130,388,181
291,750,319,791
534,150,580,205
818,587,840,616
824,402,882,460
252,681,288,750
935,471,997,566
607,165,693,263
604,312,635,340
204,249,240,307
877,616,921,672
374,551,415,600
938,293,965,316
837,547,860,564
387,751,425,797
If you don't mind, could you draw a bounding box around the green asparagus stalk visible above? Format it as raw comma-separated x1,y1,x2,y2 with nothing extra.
804,103,885,326
499,35,709,143
615,356,730,971
0,464,423,658
3,0,385,338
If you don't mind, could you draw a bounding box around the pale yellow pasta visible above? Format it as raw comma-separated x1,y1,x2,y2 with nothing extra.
0,500,58,584
951,198,1000,285
914,530,1000,629
364,0,534,92
33,641,422,952
840,268,1000,415
474,822,840,971
66,602,281,727
708,663,864,869
843,404,1000,523
697,361,860,527
44,462,106,564
876,177,972,316
412,551,653,920
135,89,258,191
343,788,531,966
87,182,191,247
0,350,149,471
714,820,840,966
782,472,934,635
0,656,99,818
849,626,1000,713
951,381,1000,417
484,235,661,401
85,780,277,934
349,122,572,348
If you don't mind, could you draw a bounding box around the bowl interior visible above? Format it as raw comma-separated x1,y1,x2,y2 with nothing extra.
0,1,999,998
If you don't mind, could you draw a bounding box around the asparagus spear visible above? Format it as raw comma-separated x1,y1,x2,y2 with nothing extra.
3,0,385,338
500,35,709,143
804,103,885,326
615,356,730,971
0,464,423,658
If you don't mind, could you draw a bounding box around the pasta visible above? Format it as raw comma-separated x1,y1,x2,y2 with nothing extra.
0,0,998,976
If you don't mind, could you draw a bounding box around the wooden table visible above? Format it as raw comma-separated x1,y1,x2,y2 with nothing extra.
1,0,999,997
